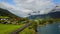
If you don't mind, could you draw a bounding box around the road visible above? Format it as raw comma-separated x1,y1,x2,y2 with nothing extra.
11,22,31,34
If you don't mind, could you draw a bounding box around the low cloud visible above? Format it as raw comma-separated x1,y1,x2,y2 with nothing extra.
0,0,59,17
0,2,33,17
14,0,56,14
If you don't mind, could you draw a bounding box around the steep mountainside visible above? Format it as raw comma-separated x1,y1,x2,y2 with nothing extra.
0,8,20,18
29,11,60,19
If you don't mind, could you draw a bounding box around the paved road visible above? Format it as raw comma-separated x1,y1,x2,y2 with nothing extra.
11,22,31,34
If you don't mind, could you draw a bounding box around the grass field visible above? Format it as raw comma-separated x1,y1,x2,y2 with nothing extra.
0,24,23,34
0,24,35,34
19,26,35,34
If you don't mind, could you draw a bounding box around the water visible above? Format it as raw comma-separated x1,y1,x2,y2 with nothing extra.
37,23,60,34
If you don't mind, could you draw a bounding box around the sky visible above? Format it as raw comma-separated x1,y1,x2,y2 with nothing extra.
53,0,60,4
0,0,60,17
0,0,15,5
0,0,60,5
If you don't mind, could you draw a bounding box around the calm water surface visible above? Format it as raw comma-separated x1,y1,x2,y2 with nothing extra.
37,23,60,34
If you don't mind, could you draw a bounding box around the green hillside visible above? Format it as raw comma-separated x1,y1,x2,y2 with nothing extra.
0,8,20,18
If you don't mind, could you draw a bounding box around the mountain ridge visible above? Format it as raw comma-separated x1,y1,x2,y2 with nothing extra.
0,8,20,18
29,11,60,19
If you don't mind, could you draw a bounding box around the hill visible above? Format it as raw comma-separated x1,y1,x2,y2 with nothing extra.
29,11,60,19
0,8,20,18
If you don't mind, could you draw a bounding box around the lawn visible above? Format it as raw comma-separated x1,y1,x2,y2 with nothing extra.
0,24,35,34
0,24,23,34
19,26,35,34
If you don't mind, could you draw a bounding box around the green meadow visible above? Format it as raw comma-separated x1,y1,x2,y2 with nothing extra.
0,24,23,34
0,24,35,34
19,26,35,34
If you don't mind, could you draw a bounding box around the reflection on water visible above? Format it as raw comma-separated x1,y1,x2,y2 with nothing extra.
37,23,60,34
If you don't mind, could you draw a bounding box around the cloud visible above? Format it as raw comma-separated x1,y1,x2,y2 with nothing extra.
0,2,33,17
0,0,59,17
14,0,56,15
54,4,60,11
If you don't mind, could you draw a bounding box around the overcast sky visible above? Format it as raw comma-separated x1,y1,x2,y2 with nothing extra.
0,0,60,17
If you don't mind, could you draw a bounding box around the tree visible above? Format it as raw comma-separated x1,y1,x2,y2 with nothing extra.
31,20,38,32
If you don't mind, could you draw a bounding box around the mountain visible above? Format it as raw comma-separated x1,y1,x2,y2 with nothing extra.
48,11,60,18
29,6,60,19
0,8,20,18
29,11,60,19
